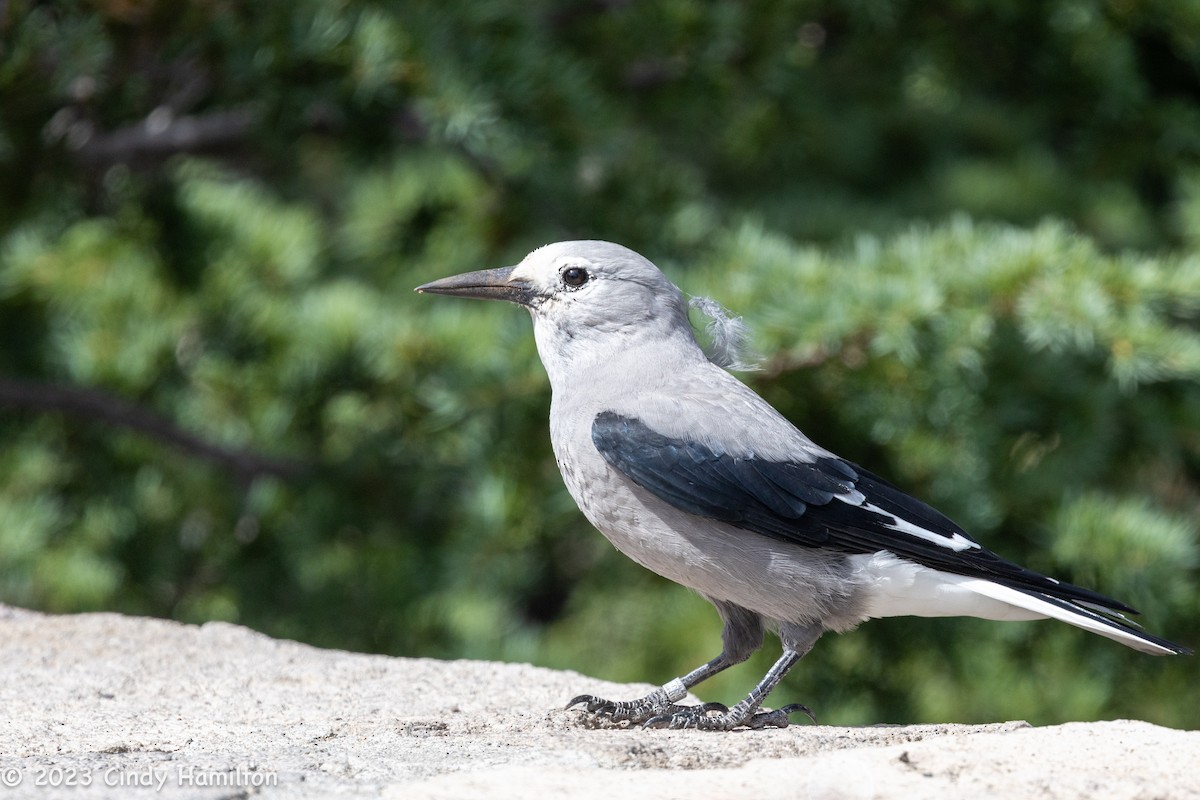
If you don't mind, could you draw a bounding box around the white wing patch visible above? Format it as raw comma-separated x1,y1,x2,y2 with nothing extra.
868,502,981,552
834,494,981,552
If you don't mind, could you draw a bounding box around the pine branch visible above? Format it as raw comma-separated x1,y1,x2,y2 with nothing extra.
0,377,308,482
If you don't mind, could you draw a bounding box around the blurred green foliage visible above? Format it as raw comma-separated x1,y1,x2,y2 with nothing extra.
1,1,1198,727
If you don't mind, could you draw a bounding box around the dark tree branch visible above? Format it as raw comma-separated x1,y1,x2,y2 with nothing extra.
73,105,258,168
0,377,309,482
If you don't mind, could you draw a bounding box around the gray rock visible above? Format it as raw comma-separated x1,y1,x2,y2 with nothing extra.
2,605,1196,798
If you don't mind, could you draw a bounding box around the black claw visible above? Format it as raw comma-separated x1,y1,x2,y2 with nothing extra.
565,694,626,716
779,703,818,724
565,694,598,710
567,691,668,724
697,701,729,714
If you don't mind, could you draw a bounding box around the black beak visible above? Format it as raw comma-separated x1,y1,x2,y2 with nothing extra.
415,267,536,306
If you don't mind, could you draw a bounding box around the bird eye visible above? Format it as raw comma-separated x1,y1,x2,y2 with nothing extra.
562,266,590,288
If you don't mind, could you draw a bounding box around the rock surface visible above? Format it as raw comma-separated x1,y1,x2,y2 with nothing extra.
2,605,1196,799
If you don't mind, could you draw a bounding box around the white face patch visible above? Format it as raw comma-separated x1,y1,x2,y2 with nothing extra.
511,254,561,291
510,251,604,302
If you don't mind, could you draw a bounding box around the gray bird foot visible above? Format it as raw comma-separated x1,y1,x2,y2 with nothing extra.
644,701,816,731
566,690,726,725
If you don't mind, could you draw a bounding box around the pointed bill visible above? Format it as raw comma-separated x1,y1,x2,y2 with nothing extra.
415,266,536,306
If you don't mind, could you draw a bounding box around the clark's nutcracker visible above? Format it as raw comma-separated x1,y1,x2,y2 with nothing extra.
417,240,1190,731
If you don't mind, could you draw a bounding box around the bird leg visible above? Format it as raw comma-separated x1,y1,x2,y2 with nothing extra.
645,621,822,731
643,648,815,730
566,599,765,725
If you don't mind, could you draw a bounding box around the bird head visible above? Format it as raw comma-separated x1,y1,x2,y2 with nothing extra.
417,241,699,381
416,240,683,318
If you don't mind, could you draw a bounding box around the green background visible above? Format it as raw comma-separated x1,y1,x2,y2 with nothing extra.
1,0,1197,727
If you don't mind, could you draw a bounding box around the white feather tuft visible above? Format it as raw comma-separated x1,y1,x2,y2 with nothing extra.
689,296,760,371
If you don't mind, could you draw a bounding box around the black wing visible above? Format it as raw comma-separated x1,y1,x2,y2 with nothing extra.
591,411,1134,614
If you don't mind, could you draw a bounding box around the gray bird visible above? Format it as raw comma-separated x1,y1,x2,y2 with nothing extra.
416,240,1189,731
